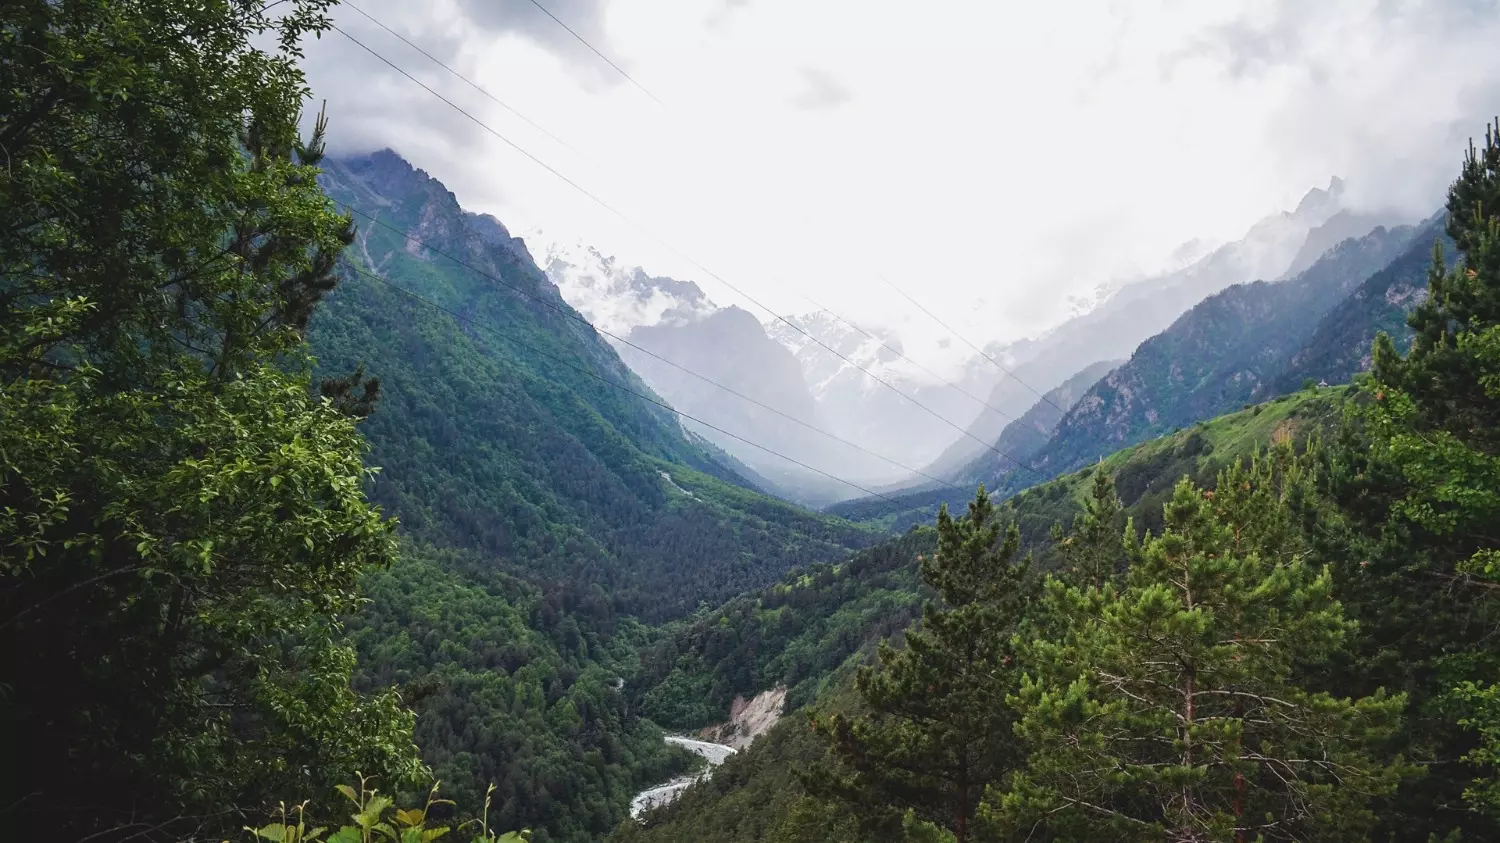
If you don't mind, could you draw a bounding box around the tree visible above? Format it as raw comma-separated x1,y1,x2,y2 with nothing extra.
807,487,1028,842
1317,117,1500,833
995,453,1409,842
1051,464,1129,589
0,1,420,838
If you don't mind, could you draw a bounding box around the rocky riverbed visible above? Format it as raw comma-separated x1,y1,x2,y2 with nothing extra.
629,736,737,818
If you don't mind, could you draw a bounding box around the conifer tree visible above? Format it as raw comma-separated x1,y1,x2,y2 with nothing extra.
807,487,1028,842
1320,117,1500,831
993,452,1409,842
1052,464,1129,588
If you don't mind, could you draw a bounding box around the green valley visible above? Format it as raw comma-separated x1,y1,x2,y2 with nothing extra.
7,3,1500,843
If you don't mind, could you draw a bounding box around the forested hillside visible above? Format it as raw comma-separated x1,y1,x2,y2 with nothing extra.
300,151,881,839
923,178,1371,478
311,151,876,619
633,387,1351,745
347,543,692,840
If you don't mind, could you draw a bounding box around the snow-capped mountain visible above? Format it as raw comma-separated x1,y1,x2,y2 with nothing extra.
531,239,914,503
764,312,1006,474
535,238,715,335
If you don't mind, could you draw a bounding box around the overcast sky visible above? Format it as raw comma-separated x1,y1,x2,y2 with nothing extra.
301,0,1500,362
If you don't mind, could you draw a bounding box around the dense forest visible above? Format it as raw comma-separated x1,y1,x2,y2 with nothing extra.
6,2,1500,842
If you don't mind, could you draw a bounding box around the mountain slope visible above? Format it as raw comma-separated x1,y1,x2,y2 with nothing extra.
310,150,876,619
615,306,859,507
1275,214,1449,392
926,178,1390,475
833,217,1420,530
1024,221,1418,480
536,248,943,495
951,359,1122,486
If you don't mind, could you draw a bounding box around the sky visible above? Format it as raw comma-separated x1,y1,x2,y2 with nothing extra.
300,0,1500,366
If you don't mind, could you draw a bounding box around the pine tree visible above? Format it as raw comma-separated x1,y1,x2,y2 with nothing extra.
1052,464,1129,589
994,452,1409,842
807,487,1028,842
1319,117,1500,831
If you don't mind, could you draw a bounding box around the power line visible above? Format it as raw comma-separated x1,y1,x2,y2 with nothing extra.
502,1,1021,430
330,24,1042,478
880,276,1068,416
514,2,1052,422
336,259,910,505
523,0,665,107
341,0,585,158
340,203,972,492
351,1,1057,457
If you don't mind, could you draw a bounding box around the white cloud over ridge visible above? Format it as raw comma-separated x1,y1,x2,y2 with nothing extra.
301,0,1500,369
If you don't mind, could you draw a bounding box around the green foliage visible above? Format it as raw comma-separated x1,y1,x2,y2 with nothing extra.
347,544,692,842
0,0,354,385
1316,117,1500,833
0,2,420,838
808,489,1029,842
246,777,531,843
1050,465,1128,588
636,529,936,727
997,453,1410,841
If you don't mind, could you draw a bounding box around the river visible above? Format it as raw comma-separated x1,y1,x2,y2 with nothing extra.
629,735,737,819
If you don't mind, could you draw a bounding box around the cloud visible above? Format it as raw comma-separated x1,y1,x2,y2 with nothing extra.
789,68,852,111
300,0,633,160
289,0,1500,358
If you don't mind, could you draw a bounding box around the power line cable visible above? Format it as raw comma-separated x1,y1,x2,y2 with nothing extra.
336,258,912,504
341,203,971,492
510,2,1052,422
523,0,665,107
340,3,1046,484
342,0,586,158
880,275,1069,415
330,24,1042,478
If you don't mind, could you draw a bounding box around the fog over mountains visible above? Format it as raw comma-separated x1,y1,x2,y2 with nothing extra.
526,176,1408,506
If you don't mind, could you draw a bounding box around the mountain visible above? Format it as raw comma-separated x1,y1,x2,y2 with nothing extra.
1021,219,1420,481
1275,214,1449,392
764,311,1005,476
924,178,1396,476
538,240,716,334
833,214,1423,531
536,246,929,500
949,359,1122,487
311,150,876,618
301,150,885,840
616,306,867,507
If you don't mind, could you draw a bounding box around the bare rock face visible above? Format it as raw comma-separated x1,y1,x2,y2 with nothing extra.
696,686,787,751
